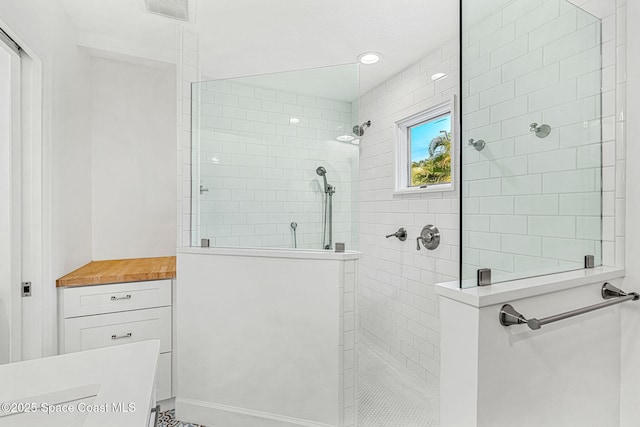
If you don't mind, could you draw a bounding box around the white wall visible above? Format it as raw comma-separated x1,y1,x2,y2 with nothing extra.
0,1,181,358
5,11,93,279
439,273,624,427
461,0,607,282
0,0,93,358
193,80,358,249
90,56,177,260
357,41,459,387
176,248,358,427
620,0,638,424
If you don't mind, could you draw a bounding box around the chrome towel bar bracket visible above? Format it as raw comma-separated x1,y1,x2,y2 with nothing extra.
499,283,639,330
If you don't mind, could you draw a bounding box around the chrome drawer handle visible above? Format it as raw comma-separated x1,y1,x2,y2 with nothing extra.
111,332,132,340
110,294,132,301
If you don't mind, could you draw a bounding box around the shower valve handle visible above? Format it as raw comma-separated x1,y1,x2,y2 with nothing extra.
416,234,433,250
386,228,407,241
416,235,432,250
416,225,441,251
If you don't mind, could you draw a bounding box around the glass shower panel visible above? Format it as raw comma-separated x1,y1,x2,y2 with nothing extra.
461,0,602,287
191,64,360,250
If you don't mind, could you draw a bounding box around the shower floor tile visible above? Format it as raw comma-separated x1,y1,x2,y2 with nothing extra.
358,335,439,427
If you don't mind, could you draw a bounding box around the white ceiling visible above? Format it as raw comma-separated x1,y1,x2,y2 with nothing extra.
214,63,360,103
61,0,458,97
61,0,181,63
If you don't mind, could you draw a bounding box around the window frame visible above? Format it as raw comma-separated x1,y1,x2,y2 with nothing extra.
393,95,456,195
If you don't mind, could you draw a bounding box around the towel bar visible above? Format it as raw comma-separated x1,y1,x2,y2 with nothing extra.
499,283,639,330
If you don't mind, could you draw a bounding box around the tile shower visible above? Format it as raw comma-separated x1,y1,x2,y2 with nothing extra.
357,40,459,390
173,0,626,425
191,71,359,249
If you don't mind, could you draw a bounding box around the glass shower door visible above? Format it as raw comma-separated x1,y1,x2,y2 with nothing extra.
191,64,360,250
460,0,603,287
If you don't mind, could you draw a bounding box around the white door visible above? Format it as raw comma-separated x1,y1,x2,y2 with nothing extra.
0,33,22,364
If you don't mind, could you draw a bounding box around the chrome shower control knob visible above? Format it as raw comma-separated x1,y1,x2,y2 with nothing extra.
416,225,440,251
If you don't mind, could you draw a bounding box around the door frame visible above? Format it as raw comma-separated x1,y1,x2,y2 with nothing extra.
0,19,49,360
0,29,21,363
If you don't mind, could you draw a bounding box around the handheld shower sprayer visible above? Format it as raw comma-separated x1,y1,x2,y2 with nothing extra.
316,166,332,194
316,166,335,250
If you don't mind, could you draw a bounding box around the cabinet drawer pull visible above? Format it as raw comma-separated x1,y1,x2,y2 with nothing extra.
111,332,132,340
110,294,132,301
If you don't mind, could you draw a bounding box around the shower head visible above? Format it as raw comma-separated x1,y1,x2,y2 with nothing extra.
353,120,372,137
316,166,332,194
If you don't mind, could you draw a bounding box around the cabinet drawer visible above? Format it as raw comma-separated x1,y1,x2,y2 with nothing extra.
63,307,171,353
156,352,172,401
62,280,171,318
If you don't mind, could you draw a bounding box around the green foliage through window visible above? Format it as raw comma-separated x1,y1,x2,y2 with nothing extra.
409,114,452,186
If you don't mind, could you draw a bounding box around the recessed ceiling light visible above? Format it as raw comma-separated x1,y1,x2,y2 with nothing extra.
431,72,447,81
289,117,300,124
336,134,356,142
350,139,360,146
358,52,382,65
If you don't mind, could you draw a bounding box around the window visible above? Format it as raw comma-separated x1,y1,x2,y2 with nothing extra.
394,96,455,194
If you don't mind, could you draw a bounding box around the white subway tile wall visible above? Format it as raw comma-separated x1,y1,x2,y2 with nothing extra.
191,80,359,249
543,0,625,269
461,0,608,282
341,260,358,427
356,0,626,390
177,28,199,248
357,40,460,388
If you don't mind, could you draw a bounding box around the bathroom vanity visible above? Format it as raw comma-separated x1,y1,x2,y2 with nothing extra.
0,340,160,426
56,257,176,401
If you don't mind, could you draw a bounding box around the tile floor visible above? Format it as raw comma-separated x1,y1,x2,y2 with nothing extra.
358,334,439,426
160,335,439,427
158,409,206,427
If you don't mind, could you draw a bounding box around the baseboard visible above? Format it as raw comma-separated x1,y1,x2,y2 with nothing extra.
175,397,336,427
157,397,175,411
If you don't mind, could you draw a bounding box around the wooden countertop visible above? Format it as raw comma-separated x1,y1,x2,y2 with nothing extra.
56,256,176,287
